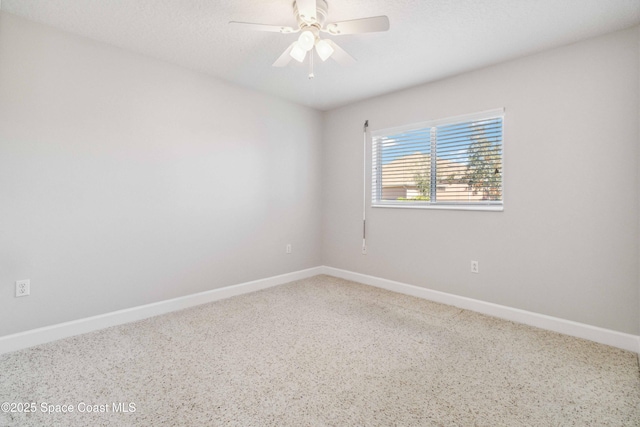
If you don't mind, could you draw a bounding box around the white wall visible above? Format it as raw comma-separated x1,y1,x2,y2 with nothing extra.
322,26,640,334
0,13,323,336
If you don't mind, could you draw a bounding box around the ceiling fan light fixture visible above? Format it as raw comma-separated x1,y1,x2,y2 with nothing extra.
297,30,316,51
315,39,334,61
230,0,390,76
290,42,307,62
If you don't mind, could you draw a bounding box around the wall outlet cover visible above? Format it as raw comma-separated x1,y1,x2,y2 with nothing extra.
16,279,30,297
471,261,479,274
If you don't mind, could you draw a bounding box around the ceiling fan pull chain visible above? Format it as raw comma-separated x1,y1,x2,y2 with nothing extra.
308,51,315,79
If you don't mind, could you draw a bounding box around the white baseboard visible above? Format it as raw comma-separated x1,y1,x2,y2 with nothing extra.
0,267,323,355
2,265,638,355
320,266,640,354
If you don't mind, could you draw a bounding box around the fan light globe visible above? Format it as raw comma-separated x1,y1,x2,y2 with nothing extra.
298,30,315,51
315,39,334,61
290,42,307,62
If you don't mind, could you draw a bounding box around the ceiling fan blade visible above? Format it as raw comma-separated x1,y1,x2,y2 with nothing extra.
296,0,317,24
326,40,356,66
324,16,390,35
272,42,297,67
229,21,298,34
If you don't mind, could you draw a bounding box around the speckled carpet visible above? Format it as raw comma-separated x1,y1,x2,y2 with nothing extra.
1,275,639,426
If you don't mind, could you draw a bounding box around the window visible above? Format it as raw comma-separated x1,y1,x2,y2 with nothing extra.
371,109,504,211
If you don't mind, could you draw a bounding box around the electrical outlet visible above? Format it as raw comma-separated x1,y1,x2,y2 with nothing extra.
471,261,479,274
16,279,30,297
286,244,292,254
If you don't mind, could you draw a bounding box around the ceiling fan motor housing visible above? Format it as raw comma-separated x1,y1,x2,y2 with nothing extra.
294,0,328,28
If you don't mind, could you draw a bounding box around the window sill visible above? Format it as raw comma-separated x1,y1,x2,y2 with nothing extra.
371,203,503,212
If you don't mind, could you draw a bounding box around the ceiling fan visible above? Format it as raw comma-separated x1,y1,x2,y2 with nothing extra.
229,0,390,78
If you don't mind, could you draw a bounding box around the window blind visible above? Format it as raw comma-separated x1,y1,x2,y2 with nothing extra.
371,109,504,210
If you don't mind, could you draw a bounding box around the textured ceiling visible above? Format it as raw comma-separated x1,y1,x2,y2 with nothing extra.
2,0,639,110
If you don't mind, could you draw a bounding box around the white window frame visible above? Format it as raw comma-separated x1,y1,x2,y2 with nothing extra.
371,108,504,212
